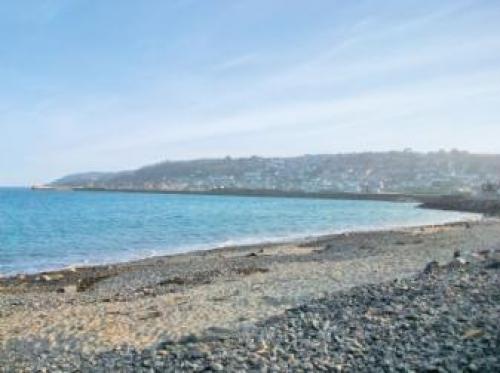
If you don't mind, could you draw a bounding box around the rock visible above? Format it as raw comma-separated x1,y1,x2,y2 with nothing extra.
467,363,479,371
42,274,64,282
462,329,484,340
138,310,162,320
179,334,200,344
188,348,205,359
64,285,77,294
210,362,224,371
423,261,440,275
157,277,187,286
156,349,169,357
2,254,499,371
76,275,110,292
477,249,490,257
449,257,467,268
454,250,461,258
204,327,233,341
486,260,500,269
235,267,269,275
141,287,155,296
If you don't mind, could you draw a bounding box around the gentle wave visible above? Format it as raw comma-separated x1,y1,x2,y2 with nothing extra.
0,188,480,275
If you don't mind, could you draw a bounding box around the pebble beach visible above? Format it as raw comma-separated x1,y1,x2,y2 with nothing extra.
1,218,500,371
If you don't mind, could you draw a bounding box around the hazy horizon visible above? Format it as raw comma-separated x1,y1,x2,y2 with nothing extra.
1,149,499,187
2,0,500,186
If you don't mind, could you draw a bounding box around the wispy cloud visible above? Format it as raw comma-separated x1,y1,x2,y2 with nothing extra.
212,53,259,71
1,0,500,184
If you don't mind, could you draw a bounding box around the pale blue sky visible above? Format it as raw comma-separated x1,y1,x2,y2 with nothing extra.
1,0,500,185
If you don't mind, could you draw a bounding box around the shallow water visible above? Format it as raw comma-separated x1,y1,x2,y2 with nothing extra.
0,188,477,275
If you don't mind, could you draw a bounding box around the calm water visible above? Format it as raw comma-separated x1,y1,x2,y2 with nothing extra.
0,188,477,275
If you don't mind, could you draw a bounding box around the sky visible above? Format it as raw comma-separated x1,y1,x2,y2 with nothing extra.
1,0,500,186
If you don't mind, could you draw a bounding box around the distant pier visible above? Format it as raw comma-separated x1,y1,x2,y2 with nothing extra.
31,185,72,191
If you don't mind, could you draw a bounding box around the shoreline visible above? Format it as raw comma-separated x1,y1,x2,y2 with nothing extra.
0,210,481,282
1,217,500,370
5,186,497,278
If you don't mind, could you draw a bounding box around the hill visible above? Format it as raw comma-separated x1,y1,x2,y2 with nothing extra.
51,150,500,195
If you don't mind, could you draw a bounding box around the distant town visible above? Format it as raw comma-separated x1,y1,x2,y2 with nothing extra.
50,150,500,196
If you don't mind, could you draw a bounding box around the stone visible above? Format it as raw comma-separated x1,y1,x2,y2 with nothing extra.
462,329,484,340
179,334,200,344
423,261,440,274
450,258,467,268
64,285,77,294
3,251,499,371
138,310,162,320
477,249,490,257
204,327,233,341
210,362,224,371
486,260,500,269
42,274,64,282
141,288,155,296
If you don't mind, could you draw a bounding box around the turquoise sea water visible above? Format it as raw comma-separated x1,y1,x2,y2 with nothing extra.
0,188,477,275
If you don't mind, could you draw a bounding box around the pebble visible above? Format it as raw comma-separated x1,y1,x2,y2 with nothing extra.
1,242,500,371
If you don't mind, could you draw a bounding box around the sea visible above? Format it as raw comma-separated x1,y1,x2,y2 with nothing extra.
0,187,478,275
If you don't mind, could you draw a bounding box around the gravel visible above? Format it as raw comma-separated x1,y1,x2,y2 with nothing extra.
2,257,499,372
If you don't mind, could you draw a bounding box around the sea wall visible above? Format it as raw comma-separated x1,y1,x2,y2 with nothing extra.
419,196,500,215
